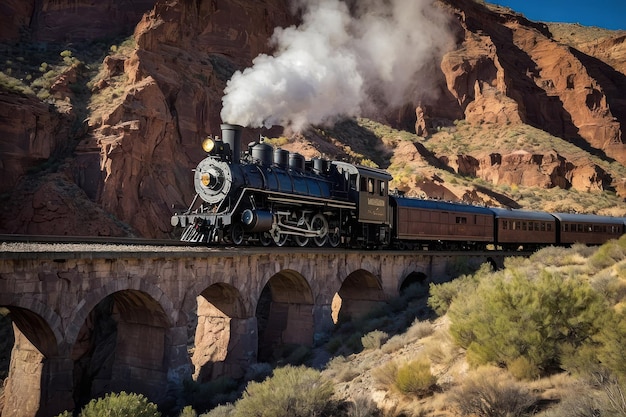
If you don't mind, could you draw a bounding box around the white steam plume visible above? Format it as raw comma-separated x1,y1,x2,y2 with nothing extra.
221,0,453,132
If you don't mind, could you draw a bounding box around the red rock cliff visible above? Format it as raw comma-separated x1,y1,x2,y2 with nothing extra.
0,0,624,238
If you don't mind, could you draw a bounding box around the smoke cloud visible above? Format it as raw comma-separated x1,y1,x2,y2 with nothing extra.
220,0,453,132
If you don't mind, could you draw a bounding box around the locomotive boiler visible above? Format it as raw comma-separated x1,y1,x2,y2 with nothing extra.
170,124,393,247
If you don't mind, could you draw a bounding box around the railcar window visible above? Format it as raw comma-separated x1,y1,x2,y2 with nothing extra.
360,176,366,192
456,216,467,224
578,224,584,232
502,220,508,230
563,224,569,232
378,180,386,196
540,223,546,231
547,223,552,232
350,174,357,190
522,222,527,231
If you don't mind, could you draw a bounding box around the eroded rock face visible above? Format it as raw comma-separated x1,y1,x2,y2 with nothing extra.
0,92,64,194
440,0,626,164
0,0,156,43
1,0,624,238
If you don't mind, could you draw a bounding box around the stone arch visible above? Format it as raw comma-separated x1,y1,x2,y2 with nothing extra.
399,271,429,294
71,290,170,411
66,280,175,346
192,283,253,381
332,269,386,324
0,295,63,354
0,305,60,417
256,269,314,362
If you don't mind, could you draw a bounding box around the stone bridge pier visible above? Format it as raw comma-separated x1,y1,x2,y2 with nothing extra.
0,246,504,416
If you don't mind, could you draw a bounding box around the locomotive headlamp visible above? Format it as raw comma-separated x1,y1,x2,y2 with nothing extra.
202,137,215,153
200,173,211,187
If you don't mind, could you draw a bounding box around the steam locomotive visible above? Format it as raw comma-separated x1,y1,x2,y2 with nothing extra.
170,124,626,249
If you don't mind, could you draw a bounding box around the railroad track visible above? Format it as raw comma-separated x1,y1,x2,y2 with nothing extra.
0,234,186,247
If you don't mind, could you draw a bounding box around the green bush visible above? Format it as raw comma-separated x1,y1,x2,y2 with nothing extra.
231,365,332,417
589,238,626,272
448,267,609,376
394,358,436,397
428,264,486,316
78,392,160,417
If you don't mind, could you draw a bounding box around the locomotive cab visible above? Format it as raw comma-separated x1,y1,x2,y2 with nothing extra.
332,161,393,247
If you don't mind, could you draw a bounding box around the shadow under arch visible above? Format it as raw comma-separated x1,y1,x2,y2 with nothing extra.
192,283,252,382
256,269,314,362
399,271,428,294
332,269,386,324
71,290,170,411
1,306,60,417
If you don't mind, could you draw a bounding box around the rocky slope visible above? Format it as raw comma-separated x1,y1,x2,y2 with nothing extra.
0,0,624,238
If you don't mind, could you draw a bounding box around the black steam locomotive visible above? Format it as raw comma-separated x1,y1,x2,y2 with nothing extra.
171,124,626,249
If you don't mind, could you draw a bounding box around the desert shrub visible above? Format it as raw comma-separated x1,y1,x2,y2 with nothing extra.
405,319,434,341
422,328,460,367
200,404,234,417
79,392,160,417
394,358,437,397
372,361,398,389
595,311,626,382
589,238,626,272
231,365,332,417
428,264,486,316
361,330,389,350
345,395,379,417
507,356,541,381
448,268,609,376
590,269,626,304
179,405,198,417
450,367,536,417
382,334,406,354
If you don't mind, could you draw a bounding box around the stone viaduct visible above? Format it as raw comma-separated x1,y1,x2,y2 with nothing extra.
0,245,505,417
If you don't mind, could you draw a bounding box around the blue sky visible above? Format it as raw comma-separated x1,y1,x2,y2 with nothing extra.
489,0,626,30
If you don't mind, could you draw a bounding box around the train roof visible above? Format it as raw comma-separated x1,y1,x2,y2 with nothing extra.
551,212,625,225
489,207,555,222
331,161,393,181
391,196,493,215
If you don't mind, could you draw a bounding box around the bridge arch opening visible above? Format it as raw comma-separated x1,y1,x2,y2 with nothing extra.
399,271,428,294
71,290,169,410
192,283,250,382
256,270,314,362
0,306,58,417
331,269,386,324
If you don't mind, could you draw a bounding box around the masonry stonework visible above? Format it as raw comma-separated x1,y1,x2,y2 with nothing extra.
0,246,502,416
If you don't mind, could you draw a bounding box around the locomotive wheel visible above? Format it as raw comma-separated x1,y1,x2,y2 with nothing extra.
230,223,245,245
295,235,310,247
271,227,289,247
311,214,329,247
275,233,288,246
259,232,273,246
327,227,341,248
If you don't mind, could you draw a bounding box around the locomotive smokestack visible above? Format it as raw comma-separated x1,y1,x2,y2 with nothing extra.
221,123,243,163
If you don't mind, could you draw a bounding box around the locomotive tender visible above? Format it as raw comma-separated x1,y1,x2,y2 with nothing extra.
171,124,626,249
